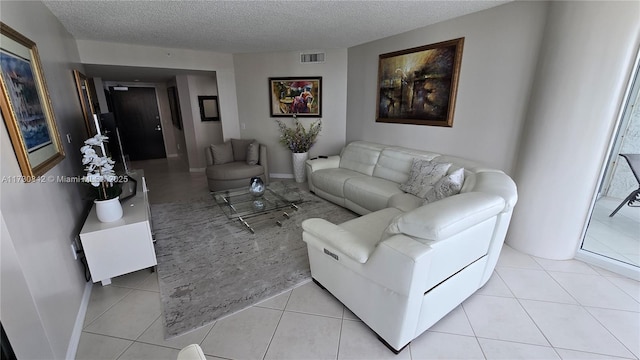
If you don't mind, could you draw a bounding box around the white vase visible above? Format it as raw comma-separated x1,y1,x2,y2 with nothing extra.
292,152,309,183
95,197,123,223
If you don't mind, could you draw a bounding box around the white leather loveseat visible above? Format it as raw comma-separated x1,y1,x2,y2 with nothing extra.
302,141,517,353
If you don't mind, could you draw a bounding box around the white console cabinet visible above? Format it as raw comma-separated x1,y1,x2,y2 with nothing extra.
80,170,156,286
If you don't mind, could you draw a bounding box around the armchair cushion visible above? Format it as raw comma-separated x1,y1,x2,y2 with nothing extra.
205,161,264,180
399,159,451,198
231,138,254,161
246,140,259,165
211,141,234,165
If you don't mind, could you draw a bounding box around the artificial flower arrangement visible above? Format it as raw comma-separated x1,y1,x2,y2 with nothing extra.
81,134,120,200
275,114,322,153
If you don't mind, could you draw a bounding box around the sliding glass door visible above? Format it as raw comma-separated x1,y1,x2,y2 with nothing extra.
579,57,640,279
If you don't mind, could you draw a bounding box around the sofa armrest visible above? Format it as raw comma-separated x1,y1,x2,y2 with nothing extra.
303,220,433,295
302,218,374,263
177,344,206,360
386,192,506,242
259,144,269,184
303,218,434,265
306,155,340,172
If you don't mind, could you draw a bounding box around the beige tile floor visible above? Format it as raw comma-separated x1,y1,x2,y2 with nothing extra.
75,158,640,359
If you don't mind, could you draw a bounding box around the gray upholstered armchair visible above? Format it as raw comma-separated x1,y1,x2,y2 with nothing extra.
205,139,269,191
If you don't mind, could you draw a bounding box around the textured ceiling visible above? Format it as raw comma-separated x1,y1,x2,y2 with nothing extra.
43,1,509,54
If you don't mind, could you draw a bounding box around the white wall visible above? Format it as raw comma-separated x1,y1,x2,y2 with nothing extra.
185,74,223,169
156,82,179,157
167,78,188,162
75,39,241,144
345,1,548,174
507,1,640,259
0,212,55,359
0,1,90,358
92,77,109,114
233,48,348,176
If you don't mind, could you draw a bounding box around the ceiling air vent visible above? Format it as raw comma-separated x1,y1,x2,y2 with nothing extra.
300,52,325,64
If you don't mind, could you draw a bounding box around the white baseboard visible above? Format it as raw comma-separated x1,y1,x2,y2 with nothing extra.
66,281,92,360
167,154,179,158
270,173,294,179
189,167,206,172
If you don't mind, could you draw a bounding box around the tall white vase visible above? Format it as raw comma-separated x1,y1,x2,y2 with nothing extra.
292,152,309,183
95,197,123,222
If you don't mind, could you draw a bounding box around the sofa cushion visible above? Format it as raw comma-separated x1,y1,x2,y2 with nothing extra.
312,168,366,198
399,159,451,198
344,177,404,212
424,168,465,203
338,141,385,176
211,141,234,165
231,138,254,161
206,161,263,181
388,192,423,212
246,140,259,165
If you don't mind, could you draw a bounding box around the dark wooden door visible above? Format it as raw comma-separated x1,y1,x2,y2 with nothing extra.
110,87,166,161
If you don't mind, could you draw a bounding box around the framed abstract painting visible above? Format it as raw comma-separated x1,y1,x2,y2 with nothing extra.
0,22,64,178
269,77,322,117
376,38,464,127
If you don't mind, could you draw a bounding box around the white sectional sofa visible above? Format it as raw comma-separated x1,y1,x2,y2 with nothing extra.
301,141,518,353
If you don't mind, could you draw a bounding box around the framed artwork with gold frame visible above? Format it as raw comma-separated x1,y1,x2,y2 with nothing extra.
0,22,64,178
73,69,98,137
376,38,464,127
269,77,322,117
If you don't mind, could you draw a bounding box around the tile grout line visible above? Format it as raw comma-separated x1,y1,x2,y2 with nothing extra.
553,345,639,360
491,261,559,351
262,290,293,360
335,306,345,360
601,273,640,305
282,308,344,320
581,305,640,358
82,286,134,330
460,289,487,359
544,266,639,312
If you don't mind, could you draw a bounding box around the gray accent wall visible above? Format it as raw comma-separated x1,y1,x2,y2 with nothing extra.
0,1,91,358
345,1,548,175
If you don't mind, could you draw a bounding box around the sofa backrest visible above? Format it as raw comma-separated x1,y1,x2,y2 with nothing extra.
339,141,386,176
339,142,516,209
373,147,439,184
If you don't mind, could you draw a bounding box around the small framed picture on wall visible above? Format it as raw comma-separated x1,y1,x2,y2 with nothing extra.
268,77,322,117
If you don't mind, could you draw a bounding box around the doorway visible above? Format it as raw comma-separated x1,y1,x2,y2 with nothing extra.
578,57,640,278
110,86,167,161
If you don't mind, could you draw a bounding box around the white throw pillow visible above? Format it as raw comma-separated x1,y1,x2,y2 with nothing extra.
424,168,465,204
399,159,451,198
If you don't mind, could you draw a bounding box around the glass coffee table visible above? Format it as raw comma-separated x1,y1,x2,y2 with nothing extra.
211,182,303,233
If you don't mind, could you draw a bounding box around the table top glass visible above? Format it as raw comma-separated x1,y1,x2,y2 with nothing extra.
212,182,302,220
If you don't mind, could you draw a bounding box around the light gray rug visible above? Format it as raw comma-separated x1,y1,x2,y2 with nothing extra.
151,188,357,338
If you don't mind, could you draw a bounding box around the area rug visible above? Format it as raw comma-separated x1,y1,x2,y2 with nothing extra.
151,188,358,338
